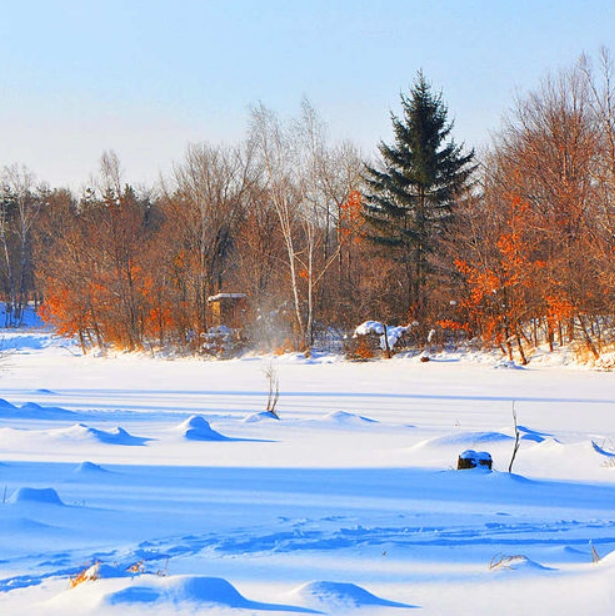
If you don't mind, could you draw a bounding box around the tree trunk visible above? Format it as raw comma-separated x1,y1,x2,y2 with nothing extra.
382,323,392,359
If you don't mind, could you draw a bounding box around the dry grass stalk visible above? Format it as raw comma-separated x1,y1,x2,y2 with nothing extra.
489,554,528,570
265,363,280,418
69,561,101,588
508,401,521,473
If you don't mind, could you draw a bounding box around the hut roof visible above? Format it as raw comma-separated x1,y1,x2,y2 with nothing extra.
207,293,247,303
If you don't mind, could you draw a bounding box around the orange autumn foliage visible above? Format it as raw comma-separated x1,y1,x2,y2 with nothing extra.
436,319,469,332
339,190,364,245
454,192,545,355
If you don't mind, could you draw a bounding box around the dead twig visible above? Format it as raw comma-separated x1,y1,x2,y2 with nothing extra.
508,400,521,473
265,363,280,418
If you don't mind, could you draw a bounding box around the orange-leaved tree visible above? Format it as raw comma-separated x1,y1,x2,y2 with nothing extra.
454,192,545,364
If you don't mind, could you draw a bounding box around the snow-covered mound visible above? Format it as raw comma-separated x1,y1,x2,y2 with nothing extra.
0,399,76,419
298,411,382,430
101,575,305,612
175,415,229,441
73,461,109,474
322,410,378,425
0,423,151,448
289,580,414,610
58,424,151,446
8,487,64,506
105,576,249,607
0,398,17,412
243,411,281,423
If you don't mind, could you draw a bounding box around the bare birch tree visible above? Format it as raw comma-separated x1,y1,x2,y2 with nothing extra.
250,100,350,349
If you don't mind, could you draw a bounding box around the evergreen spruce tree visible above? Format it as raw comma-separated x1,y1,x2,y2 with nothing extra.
363,71,476,326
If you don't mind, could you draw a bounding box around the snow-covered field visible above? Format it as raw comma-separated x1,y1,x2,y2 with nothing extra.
0,325,614,615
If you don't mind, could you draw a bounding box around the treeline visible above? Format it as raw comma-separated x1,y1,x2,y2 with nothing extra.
2,51,615,360
28,103,374,353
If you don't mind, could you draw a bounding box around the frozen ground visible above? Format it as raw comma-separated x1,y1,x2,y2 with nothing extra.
0,325,614,615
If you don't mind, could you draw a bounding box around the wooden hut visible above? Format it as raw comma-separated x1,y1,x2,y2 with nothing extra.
207,293,247,329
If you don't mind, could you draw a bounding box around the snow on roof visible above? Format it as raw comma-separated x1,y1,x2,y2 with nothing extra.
207,293,247,302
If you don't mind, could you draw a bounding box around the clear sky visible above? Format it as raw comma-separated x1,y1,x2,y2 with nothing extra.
1,0,614,191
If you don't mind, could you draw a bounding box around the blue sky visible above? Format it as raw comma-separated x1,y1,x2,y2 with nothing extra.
1,0,614,190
